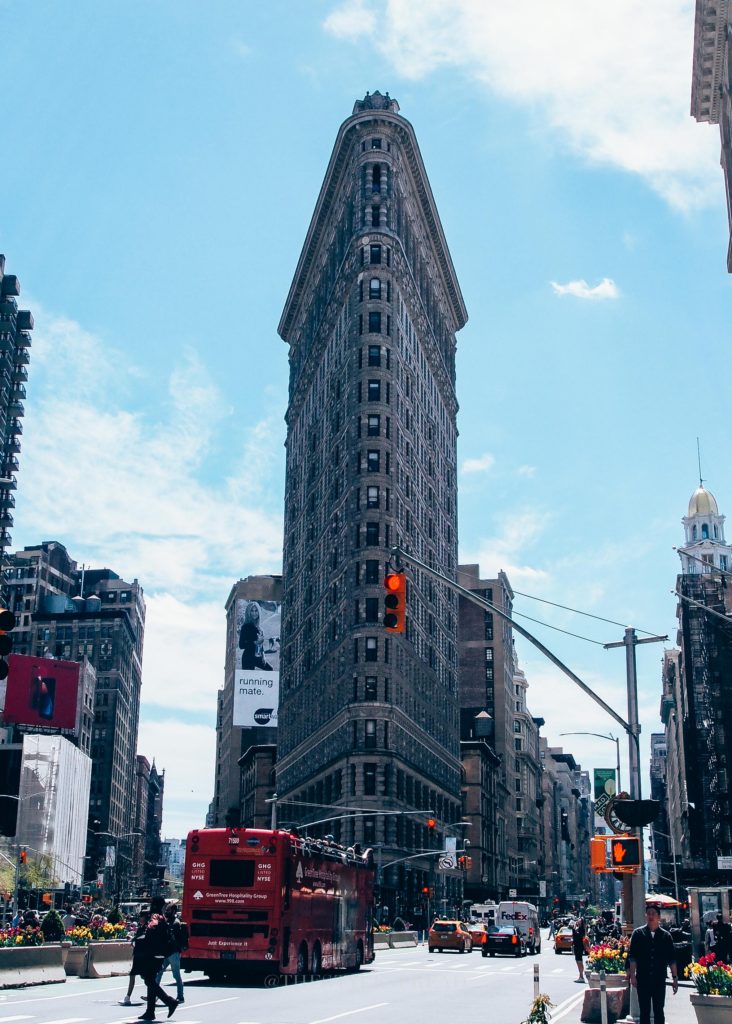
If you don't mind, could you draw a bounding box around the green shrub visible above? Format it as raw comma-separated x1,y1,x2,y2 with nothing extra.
41,908,65,942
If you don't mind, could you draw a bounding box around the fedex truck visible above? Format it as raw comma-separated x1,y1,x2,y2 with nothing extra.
496,900,541,954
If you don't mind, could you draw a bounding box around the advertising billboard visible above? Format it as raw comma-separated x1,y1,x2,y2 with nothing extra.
2,655,81,732
232,599,280,728
593,768,617,821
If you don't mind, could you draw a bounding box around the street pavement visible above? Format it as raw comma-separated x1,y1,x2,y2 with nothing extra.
0,934,698,1024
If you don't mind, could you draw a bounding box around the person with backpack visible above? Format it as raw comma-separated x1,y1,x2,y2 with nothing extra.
155,904,188,1004
120,910,150,1007
137,897,178,1021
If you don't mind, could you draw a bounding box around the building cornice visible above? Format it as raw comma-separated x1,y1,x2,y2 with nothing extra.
279,107,468,341
691,0,730,123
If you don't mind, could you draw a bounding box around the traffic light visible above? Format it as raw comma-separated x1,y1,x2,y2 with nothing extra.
609,836,641,870
590,836,607,871
18,849,26,865
426,817,437,830
383,572,406,633
0,607,15,680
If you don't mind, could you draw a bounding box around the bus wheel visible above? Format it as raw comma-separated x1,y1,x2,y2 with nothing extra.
347,941,364,972
311,943,322,978
297,943,308,976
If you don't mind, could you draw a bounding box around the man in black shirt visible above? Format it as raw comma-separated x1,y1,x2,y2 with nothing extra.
628,905,679,1024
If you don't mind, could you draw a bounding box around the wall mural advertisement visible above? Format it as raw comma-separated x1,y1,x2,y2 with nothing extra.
2,654,80,732
232,599,281,728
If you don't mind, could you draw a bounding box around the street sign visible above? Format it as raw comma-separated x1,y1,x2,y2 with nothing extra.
539,880,547,898
718,857,732,870
508,888,517,898
594,793,610,818
439,855,456,870
594,768,617,800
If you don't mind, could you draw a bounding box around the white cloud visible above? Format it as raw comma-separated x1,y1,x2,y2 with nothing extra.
323,0,377,39
323,0,721,210
551,277,620,300
516,465,536,478
461,452,495,474
461,509,551,585
14,305,286,834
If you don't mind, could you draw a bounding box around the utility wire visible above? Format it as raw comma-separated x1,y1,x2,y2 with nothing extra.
511,588,661,637
510,608,606,646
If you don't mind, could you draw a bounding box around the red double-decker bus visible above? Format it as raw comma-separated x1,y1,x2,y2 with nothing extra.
181,827,375,980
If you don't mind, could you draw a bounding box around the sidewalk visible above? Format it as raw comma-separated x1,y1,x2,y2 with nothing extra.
562,981,698,1023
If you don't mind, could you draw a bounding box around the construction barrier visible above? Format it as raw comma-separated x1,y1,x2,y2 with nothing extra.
388,931,419,947
61,942,89,976
0,943,66,988
83,940,132,978
373,933,390,948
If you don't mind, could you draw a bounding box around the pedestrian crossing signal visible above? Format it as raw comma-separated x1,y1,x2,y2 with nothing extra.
610,836,641,869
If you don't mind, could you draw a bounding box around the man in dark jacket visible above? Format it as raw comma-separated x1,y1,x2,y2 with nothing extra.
137,897,178,1021
628,904,679,1024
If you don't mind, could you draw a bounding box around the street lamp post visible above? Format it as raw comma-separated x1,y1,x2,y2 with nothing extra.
91,831,144,902
559,732,622,794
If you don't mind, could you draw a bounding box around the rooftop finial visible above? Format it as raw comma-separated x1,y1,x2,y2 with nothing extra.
697,436,704,488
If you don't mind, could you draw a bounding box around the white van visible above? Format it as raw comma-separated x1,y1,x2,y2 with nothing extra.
496,900,541,954
469,903,498,926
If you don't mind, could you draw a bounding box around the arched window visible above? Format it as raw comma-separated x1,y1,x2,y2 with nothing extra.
702,523,709,539
693,525,697,541
369,278,381,299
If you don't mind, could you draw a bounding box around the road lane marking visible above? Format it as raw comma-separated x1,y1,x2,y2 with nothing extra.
549,992,586,1022
309,1002,389,1024
36,1019,89,1024
0,1017,35,1022
0,987,129,1006
177,999,238,1010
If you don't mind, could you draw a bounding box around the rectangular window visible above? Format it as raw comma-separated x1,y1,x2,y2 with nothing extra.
364,763,377,795
365,597,379,622
371,138,382,149
365,719,377,747
370,244,381,265
368,312,381,333
363,815,376,844
367,449,380,472
368,345,381,366
366,486,379,509
514,720,522,733
484,613,493,641
367,414,380,436
365,637,378,662
367,380,381,402
366,522,379,545
365,559,379,583
365,676,377,700
514,738,522,751
485,664,493,682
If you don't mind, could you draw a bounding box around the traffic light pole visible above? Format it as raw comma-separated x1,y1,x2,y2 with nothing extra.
604,627,667,1024
390,547,630,733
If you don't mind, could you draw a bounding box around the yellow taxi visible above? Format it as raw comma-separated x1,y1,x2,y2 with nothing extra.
468,922,490,949
428,919,473,953
554,926,574,954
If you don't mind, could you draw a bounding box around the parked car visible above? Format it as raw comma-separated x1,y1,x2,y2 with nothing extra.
428,919,473,953
468,922,490,948
554,926,574,954
482,925,526,957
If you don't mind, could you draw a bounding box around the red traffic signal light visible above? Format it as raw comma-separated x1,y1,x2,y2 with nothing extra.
422,886,430,894
18,849,26,864
426,817,437,830
383,572,406,633
610,836,641,869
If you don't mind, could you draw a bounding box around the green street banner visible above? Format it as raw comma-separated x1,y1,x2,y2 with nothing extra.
594,768,616,800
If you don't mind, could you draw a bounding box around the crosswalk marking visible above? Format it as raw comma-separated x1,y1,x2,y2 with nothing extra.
36,1019,89,1024
0,1017,35,1022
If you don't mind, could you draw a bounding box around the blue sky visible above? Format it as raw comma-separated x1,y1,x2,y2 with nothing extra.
1,0,729,840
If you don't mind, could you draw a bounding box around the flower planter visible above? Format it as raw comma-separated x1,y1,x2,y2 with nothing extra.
587,972,628,989
691,993,732,1023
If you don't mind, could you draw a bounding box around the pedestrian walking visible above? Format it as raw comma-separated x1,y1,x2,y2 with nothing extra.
137,897,178,1021
62,905,76,932
572,917,588,982
121,911,150,1007
705,917,718,955
155,904,188,1003
627,904,679,1024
